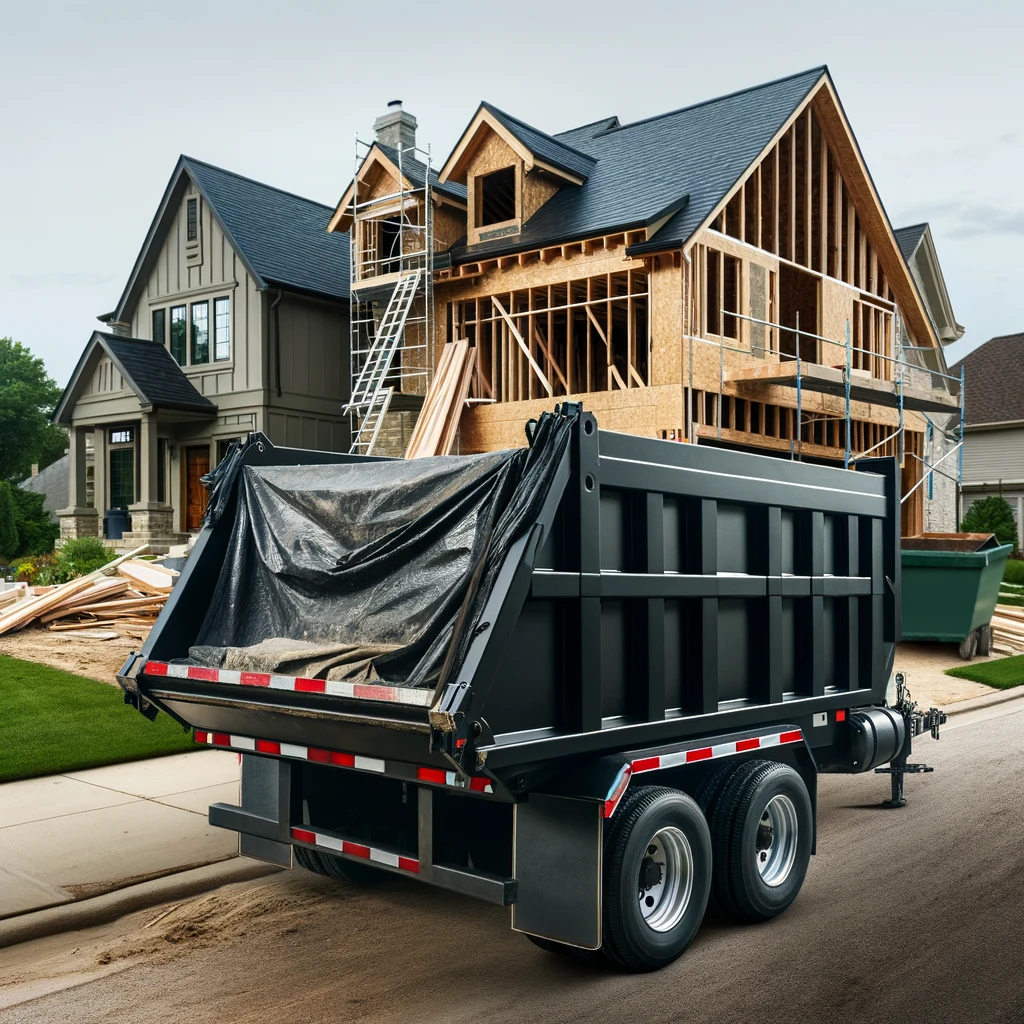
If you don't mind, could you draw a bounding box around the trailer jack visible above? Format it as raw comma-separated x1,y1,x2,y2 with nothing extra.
875,672,947,808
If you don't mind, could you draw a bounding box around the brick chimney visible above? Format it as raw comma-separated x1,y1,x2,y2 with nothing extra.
374,100,417,154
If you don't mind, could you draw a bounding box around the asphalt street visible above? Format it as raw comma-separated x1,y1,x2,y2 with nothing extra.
1,702,1021,1024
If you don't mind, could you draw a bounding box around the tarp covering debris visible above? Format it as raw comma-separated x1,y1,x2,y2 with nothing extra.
188,410,575,688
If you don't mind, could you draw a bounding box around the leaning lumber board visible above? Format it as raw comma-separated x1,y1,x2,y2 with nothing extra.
0,575,98,636
118,560,177,594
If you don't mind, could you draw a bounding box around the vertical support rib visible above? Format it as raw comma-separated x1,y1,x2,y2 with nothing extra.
645,492,666,722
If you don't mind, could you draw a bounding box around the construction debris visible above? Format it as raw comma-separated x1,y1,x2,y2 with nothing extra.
0,545,180,639
991,604,1024,654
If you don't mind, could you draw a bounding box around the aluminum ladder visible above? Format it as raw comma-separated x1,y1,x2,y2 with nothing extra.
346,269,421,455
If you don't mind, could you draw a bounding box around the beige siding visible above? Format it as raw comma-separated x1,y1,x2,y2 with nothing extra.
962,427,1024,485
128,186,263,394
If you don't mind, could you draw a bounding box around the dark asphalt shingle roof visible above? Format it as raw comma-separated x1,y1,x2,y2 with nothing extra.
54,332,218,424
951,333,1024,426
184,157,350,301
375,144,467,204
450,67,826,263
481,103,597,180
894,223,928,263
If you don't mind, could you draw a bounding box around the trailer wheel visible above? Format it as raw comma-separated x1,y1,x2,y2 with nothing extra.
319,851,384,885
602,786,711,971
977,623,993,657
710,760,812,922
293,845,329,875
524,934,601,963
694,761,746,910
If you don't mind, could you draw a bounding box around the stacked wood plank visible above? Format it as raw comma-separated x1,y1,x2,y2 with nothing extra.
0,546,179,639
991,604,1024,654
406,340,477,459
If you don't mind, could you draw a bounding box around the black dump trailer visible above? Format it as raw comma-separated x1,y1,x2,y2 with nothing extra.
118,405,945,971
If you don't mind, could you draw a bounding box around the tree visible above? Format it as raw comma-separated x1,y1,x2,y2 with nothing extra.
0,482,19,562
960,495,1018,550
0,338,68,482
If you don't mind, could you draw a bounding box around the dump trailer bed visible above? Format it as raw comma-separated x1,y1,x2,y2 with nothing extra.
118,405,944,971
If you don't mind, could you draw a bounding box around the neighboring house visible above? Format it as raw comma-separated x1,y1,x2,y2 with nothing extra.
19,456,70,518
893,222,965,533
950,333,1024,548
331,68,959,536
54,157,351,551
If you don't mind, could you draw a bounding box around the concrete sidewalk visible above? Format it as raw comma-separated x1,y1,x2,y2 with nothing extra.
0,750,240,921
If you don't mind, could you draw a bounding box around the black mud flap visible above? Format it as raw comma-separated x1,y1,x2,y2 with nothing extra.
512,795,602,949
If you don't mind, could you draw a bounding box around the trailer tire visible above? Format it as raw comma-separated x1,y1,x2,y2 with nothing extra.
710,760,812,922
293,845,329,875
602,786,711,971
694,761,746,911
319,851,385,885
524,934,601,963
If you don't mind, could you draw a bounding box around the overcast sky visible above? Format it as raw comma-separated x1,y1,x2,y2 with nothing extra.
2,0,1019,387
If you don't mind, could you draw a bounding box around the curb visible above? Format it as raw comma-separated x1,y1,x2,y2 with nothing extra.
0,857,283,950
943,685,1024,717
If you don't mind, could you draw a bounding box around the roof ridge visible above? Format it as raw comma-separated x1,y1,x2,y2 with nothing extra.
479,101,597,163
181,155,335,212
596,65,828,136
554,115,620,138
895,221,930,233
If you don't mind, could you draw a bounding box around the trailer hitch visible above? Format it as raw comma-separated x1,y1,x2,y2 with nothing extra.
875,672,947,808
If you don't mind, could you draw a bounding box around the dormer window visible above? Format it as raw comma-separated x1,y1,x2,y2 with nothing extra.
477,166,516,227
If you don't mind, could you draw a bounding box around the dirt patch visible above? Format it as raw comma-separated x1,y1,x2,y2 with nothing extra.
893,641,995,706
0,626,149,686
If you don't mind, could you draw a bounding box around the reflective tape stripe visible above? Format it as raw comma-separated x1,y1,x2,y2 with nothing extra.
195,731,493,793
630,730,804,776
143,661,435,707
289,827,418,875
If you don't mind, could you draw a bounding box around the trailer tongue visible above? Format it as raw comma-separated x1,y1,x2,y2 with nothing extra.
118,405,945,971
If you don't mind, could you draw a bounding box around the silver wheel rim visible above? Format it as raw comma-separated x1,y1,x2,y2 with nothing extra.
755,794,799,887
638,826,693,932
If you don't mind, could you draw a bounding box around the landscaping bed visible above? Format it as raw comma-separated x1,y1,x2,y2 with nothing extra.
0,654,198,782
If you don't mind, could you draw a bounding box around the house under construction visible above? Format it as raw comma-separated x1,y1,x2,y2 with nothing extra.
328,69,964,536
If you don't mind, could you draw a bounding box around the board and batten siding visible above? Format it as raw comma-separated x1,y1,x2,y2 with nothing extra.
128,185,263,399
962,427,1024,485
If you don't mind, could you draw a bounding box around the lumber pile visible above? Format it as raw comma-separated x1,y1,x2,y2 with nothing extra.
406,340,476,459
991,604,1024,654
0,546,180,638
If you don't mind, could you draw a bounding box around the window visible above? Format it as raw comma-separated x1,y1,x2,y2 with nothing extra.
191,301,209,364
187,198,198,242
109,428,133,445
477,166,516,226
214,297,230,360
170,305,187,364
152,308,166,347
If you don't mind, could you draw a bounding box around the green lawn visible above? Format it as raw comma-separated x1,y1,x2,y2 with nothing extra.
946,654,1024,690
0,654,198,782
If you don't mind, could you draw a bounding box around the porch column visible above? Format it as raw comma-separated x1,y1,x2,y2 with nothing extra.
56,425,99,543
93,428,107,516
139,412,159,505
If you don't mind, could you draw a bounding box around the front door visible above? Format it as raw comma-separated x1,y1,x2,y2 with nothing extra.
185,446,210,531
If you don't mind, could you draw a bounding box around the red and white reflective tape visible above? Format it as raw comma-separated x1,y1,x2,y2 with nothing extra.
603,729,804,818
144,661,435,707
629,729,803,776
194,730,493,793
290,826,419,874
416,766,493,794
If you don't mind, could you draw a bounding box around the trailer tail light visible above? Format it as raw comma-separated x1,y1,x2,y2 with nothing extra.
603,764,633,818
836,709,847,722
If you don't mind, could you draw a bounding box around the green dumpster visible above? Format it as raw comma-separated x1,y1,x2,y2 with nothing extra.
901,532,1013,659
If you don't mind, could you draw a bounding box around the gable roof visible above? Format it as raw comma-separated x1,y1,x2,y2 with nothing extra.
111,157,350,323
445,67,826,263
480,103,598,181
950,334,1024,427
894,223,928,263
54,332,218,424
375,144,467,204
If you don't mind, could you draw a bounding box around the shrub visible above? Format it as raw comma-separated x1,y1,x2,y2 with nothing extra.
1005,559,1024,586
10,487,58,557
960,496,1018,550
34,537,116,585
